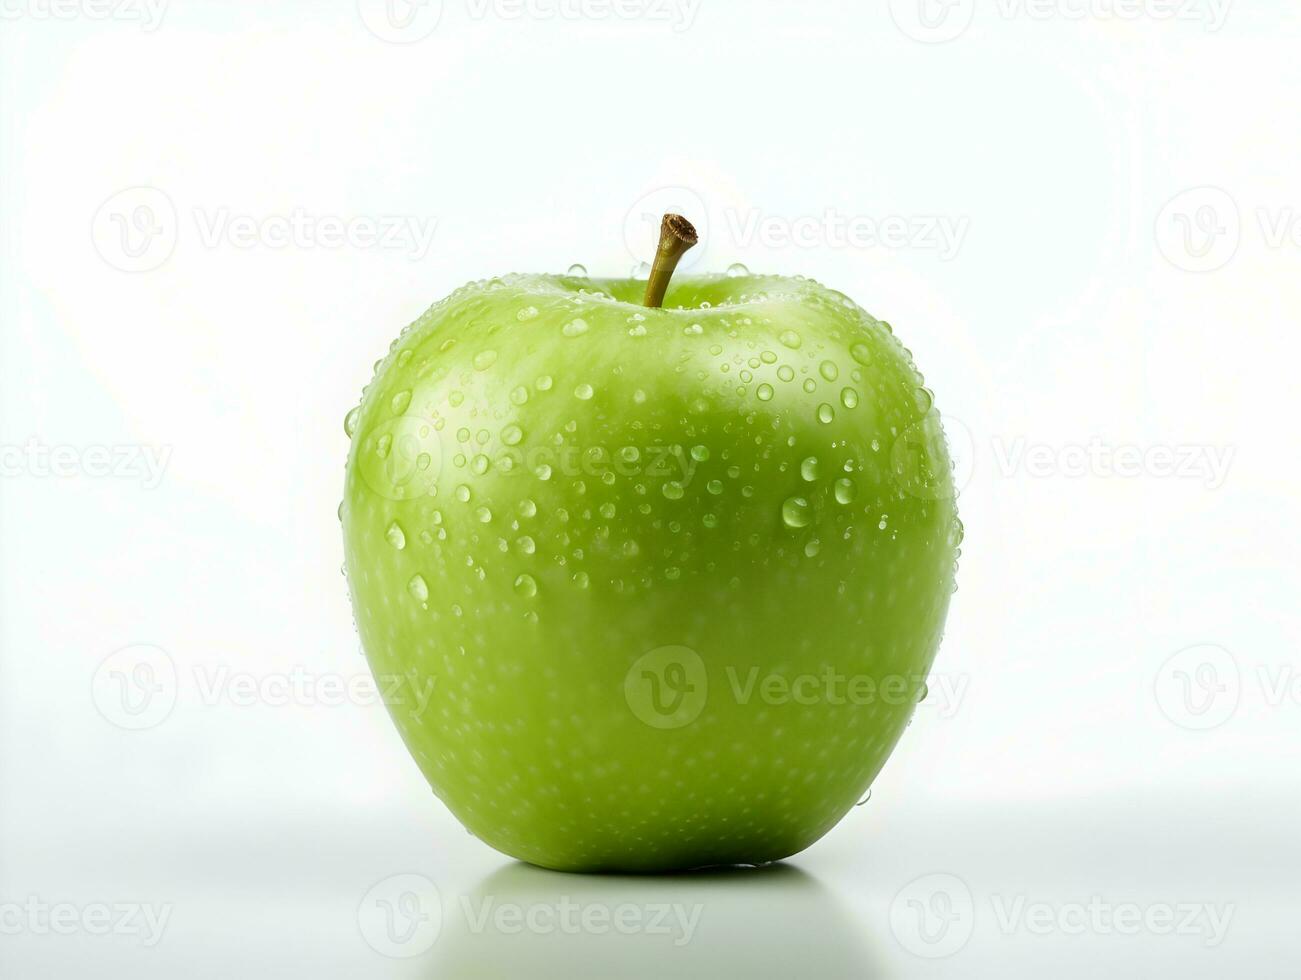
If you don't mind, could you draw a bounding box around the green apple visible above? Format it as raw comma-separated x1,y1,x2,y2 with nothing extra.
341,219,960,872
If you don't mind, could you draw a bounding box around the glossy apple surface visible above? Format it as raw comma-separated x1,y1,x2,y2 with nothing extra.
341,273,960,872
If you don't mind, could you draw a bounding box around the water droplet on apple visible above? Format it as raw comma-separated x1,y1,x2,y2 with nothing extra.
510,386,529,405
517,535,536,555
513,573,537,598
817,404,835,424
841,387,859,409
631,261,651,278
562,318,589,338
343,406,360,438
386,521,406,549
756,383,774,402
376,433,392,459
878,514,889,530
536,375,553,391
781,496,811,528
475,506,492,523
662,482,685,500
574,383,594,401
572,570,590,589
535,463,552,480
567,263,588,277
517,306,538,322
702,513,719,528
850,342,872,365
455,484,471,502
690,445,710,462
473,349,498,370
800,457,819,481
501,424,523,446
913,387,934,415
407,574,429,603
707,479,723,495
726,263,750,278
819,361,839,382
804,539,821,557
683,322,703,336
834,477,856,504
856,790,872,806
778,329,802,349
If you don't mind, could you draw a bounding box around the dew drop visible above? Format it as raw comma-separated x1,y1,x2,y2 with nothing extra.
804,539,821,558
850,342,872,365
386,521,406,549
574,383,594,401
501,424,523,446
407,574,429,603
517,535,536,555
473,349,498,370
817,403,835,424
841,387,859,409
782,496,812,528
726,262,750,278
514,573,538,598
510,386,529,406
517,306,539,322
343,406,361,437
475,506,492,523
913,387,934,415
690,445,710,462
834,477,857,504
567,263,588,277
756,383,774,402
662,482,685,500
819,361,839,382
778,329,802,350
519,498,537,518
800,457,820,482
572,570,590,589
536,375,553,391
562,318,590,338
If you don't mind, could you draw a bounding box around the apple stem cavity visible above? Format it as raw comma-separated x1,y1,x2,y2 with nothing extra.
643,213,699,309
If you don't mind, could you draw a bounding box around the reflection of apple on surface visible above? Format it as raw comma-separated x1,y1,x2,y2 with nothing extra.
341,216,961,872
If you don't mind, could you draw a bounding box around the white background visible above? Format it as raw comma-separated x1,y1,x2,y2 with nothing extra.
2,1,1299,976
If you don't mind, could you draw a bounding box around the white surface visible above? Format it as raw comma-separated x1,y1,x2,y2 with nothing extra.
2,2,1299,976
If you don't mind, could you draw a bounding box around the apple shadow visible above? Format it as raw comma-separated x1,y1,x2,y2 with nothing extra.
425,861,888,980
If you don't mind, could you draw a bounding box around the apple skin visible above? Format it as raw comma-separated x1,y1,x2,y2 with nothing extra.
341,273,959,872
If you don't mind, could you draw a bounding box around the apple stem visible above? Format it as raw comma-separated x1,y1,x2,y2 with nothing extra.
643,213,699,308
